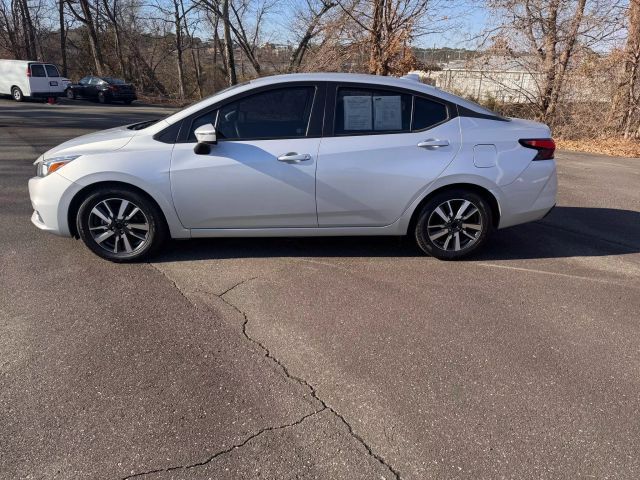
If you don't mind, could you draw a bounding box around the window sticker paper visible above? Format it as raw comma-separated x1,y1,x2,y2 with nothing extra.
343,95,372,130
373,95,402,130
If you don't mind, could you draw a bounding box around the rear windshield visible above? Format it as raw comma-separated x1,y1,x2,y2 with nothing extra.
45,65,60,77
30,64,46,77
102,77,126,85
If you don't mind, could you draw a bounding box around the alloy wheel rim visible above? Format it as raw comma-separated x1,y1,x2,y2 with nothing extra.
426,199,483,252
13,90,20,100
88,198,150,255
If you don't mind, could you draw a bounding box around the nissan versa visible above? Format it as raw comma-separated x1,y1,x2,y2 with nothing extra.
28,73,557,262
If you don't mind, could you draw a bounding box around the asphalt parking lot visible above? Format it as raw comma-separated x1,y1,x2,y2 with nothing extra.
1,97,639,480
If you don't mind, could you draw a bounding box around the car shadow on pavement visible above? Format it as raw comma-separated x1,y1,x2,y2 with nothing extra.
153,207,640,263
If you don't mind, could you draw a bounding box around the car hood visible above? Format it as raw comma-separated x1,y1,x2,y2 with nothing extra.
41,124,137,160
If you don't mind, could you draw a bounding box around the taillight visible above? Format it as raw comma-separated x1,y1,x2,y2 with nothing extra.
26,66,31,77
108,85,117,91
519,138,555,160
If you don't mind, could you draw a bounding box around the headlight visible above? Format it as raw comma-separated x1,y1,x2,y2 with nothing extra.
36,154,81,177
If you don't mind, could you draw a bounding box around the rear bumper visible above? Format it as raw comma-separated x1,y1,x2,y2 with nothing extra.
497,160,558,229
30,91,64,99
108,93,137,101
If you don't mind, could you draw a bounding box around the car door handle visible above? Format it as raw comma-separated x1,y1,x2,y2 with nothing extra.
277,152,312,163
417,139,449,148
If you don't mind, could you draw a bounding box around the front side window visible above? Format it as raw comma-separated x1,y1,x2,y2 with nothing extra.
335,87,411,135
79,76,90,85
30,64,46,77
215,87,315,140
89,77,101,86
412,97,448,131
44,65,60,77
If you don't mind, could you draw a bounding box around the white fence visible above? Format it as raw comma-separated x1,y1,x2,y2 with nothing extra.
416,68,609,104
426,69,541,103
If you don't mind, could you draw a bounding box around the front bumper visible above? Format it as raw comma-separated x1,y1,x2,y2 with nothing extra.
28,173,81,236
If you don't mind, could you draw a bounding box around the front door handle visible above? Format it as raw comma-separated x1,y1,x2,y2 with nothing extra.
417,139,450,149
277,152,312,163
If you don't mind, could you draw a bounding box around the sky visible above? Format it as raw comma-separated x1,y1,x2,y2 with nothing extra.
262,0,492,51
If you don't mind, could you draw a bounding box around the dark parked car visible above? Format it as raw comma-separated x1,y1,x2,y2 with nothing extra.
66,76,137,104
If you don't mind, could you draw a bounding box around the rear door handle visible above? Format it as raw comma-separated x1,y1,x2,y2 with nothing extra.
277,152,312,163
417,139,449,148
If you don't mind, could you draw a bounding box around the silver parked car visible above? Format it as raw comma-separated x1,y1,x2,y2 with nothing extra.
29,73,557,262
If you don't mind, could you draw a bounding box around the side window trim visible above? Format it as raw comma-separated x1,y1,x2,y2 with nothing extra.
331,84,412,137
177,82,326,144
410,95,452,133
324,81,459,137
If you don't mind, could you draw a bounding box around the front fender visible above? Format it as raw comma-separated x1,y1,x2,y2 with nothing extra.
65,171,190,239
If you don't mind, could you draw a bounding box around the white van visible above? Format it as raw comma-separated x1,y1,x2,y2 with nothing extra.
0,60,66,101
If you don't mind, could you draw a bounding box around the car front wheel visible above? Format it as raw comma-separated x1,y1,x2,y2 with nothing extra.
76,188,167,262
66,88,75,99
98,92,108,104
414,189,492,260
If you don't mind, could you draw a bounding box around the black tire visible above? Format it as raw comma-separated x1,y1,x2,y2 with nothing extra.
76,187,167,262
98,91,108,104
12,87,23,102
414,189,493,260
66,88,75,99
124,99,133,105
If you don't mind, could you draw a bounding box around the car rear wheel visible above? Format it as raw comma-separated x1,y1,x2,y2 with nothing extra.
414,189,492,260
12,87,23,102
76,188,167,262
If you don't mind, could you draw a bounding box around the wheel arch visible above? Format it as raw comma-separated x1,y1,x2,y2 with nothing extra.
406,182,501,236
67,181,170,238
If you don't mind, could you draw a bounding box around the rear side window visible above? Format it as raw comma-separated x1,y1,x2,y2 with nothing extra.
335,88,411,135
44,65,60,77
214,87,315,141
30,64,46,77
412,97,448,131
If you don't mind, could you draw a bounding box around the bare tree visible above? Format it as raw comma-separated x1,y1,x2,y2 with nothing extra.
485,0,624,123
611,0,640,138
66,0,106,74
101,0,126,76
287,0,336,72
221,0,236,84
336,0,430,75
0,0,39,58
58,0,67,74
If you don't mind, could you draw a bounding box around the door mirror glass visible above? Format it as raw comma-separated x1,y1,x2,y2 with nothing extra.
194,123,217,144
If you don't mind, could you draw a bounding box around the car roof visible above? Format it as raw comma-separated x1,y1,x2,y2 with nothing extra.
161,72,498,126
0,60,56,65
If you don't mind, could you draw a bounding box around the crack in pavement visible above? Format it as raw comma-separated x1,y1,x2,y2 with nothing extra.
218,279,402,480
121,408,326,479
133,268,402,480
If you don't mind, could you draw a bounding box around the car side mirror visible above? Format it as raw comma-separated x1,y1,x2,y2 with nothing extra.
193,123,217,155
194,123,217,145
